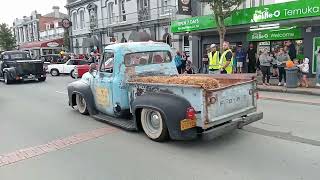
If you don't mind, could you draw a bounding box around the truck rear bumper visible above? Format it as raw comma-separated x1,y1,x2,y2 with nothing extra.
201,112,263,141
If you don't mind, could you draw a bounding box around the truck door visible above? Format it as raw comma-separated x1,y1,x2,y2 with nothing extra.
64,60,76,74
92,51,115,115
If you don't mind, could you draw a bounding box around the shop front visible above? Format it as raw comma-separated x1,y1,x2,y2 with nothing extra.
19,38,64,59
248,27,304,59
171,0,320,74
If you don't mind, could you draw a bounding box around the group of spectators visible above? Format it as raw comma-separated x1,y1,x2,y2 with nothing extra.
174,51,194,74
258,41,310,87
200,40,311,88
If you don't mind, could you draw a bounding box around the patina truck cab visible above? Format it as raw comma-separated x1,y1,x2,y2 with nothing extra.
67,42,263,141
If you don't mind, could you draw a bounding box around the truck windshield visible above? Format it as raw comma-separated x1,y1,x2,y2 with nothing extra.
124,51,172,67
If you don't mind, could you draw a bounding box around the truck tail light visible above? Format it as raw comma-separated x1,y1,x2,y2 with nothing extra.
256,91,260,100
186,107,196,120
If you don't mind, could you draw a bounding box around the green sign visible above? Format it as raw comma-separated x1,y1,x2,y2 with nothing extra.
171,0,320,33
312,37,320,74
170,16,215,33
247,28,302,41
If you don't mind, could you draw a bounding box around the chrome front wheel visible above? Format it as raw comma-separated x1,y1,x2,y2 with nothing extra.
76,94,89,115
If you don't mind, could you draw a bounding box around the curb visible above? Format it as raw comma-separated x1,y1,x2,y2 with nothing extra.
259,96,320,106
258,87,320,96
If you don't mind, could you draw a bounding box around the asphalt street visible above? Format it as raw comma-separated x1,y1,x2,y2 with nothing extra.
0,76,320,180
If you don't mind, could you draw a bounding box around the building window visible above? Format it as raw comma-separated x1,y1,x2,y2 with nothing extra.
79,10,85,29
107,2,115,24
161,0,171,14
137,0,150,21
72,12,78,30
119,0,126,22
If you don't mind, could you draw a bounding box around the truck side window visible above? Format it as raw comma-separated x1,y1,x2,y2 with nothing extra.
100,52,114,73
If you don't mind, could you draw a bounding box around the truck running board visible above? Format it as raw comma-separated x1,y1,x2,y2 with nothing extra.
92,113,137,131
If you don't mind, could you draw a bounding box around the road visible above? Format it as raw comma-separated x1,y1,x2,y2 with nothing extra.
0,76,320,180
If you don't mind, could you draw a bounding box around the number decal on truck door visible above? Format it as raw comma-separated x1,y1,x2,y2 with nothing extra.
95,87,110,107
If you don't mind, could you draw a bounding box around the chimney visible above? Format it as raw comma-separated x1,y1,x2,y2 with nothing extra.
53,6,60,18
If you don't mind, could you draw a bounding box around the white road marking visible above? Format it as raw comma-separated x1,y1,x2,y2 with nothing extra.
55,91,68,95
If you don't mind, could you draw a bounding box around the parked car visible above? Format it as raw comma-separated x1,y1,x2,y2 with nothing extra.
67,42,263,142
47,59,88,78
0,51,46,84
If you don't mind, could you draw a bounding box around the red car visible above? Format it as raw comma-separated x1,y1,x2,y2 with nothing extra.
72,64,90,79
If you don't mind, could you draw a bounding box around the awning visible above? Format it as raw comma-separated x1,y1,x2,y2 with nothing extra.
20,38,64,49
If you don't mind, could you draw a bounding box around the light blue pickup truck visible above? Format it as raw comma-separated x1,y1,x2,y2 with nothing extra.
67,42,263,142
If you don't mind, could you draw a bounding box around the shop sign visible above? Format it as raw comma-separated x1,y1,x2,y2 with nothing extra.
178,0,192,15
61,19,72,29
312,37,320,74
171,0,320,33
171,16,215,33
247,28,302,41
47,42,60,47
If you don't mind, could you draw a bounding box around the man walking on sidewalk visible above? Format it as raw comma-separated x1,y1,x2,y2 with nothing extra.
208,44,220,74
235,44,246,73
220,41,233,74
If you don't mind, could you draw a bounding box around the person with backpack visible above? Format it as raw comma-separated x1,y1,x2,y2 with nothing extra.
174,51,183,74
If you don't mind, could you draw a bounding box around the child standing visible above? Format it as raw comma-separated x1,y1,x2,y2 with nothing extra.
297,58,310,88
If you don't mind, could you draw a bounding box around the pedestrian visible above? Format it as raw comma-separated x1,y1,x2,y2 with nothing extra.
181,51,187,73
220,41,233,74
317,49,320,87
235,44,246,73
259,49,273,86
271,49,279,77
208,44,220,74
202,50,209,74
276,47,290,86
247,43,257,73
297,58,310,88
185,60,195,74
174,51,183,74
287,41,297,60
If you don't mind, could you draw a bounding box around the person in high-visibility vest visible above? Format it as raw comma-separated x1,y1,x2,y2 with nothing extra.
220,41,233,74
208,44,220,74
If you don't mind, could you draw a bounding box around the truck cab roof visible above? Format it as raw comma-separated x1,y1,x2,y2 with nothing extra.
104,42,172,53
1,51,32,61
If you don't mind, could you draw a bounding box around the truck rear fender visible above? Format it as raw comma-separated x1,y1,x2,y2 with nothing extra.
3,68,16,80
132,93,198,140
67,81,97,115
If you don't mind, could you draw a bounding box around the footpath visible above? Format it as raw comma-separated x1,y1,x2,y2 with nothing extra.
257,76,320,96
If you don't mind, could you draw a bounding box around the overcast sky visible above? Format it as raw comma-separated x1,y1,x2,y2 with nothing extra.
0,0,67,26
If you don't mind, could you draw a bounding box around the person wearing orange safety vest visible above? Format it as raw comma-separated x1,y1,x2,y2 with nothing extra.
220,41,233,74
208,44,220,74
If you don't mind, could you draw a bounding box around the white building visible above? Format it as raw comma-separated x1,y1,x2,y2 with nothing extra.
13,7,68,57
66,0,187,54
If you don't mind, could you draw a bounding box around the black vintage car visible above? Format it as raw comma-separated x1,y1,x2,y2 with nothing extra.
0,51,46,84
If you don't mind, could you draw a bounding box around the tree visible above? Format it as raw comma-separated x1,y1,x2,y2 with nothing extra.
63,28,70,52
0,23,16,51
202,0,244,51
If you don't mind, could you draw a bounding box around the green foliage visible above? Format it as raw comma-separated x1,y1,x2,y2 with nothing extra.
0,23,16,51
201,0,245,50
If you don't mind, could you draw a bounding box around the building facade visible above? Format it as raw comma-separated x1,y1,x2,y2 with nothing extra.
13,7,68,58
171,0,320,75
66,0,193,55
13,11,41,45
